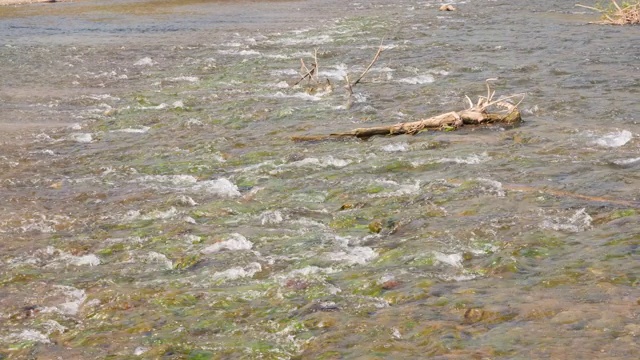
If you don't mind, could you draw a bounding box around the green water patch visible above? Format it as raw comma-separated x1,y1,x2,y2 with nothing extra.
593,209,639,226
512,232,564,259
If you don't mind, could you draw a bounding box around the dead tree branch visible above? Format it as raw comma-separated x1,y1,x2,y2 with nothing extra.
292,83,525,141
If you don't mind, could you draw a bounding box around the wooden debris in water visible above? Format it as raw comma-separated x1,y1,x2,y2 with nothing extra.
293,80,525,141
576,0,640,25
293,40,385,105
345,38,385,97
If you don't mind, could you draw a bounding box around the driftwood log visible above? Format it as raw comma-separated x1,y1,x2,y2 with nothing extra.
293,85,524,141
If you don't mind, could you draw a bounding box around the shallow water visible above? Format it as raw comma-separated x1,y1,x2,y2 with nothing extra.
1,0,639,359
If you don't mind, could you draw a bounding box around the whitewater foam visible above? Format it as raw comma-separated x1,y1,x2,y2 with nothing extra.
593,130,633,148
202,233,253,254
397,74,435,84
69,133,93,143
110,126,150,134
541,208,592,233
211,262,262,281
260,210,284,225
326,246,378,266
134,57,155,66
134,175,241,197
433,251,463,268
381,143,409,152
436,152,490,165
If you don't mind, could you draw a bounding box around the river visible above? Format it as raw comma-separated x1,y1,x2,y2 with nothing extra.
1,0,639,359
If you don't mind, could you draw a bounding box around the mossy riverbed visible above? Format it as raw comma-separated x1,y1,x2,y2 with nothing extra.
1,0,639,359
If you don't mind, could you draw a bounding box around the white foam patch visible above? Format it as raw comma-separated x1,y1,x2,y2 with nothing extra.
82,94,121,101
176,195,198,206
134,347,150,356
260,210,284,225
288,156,352,168
373,66,395,73
134,57,155,66
437,152,490,164
475,178,506,197
137,174,198,186
397,74,435,84
68,254,101,266
166,76,199,82
184,118,204,127
9,330,50,344
440,273,479,282
352,92,368,103
282,266,336,280
541,208,592,233
433,251,463,268
101,236,145,248
593,130,633,148
268,157,351,175
144,252,173,270
138,103,168,110
264,54,293,60
202,233,253,254
9,246,100,269
16,213,72,233
183,216,197,224
275,34,334,46
182,234,202,244
41,285,87,316
319,64,348,80
110,126,150,134
31,149,56,156
271,69,299,76
613,157,640,166
212,262,262,281
218,49,262,56
290,218,328,229
134,175,241,197
326,246,378,266
370,180,421,198
194,178,241,197
69,133,93,143
42,320,67,335
270,91,326,101
127,207,179,221
268,81,290,89
20,220,54,233
381,143,409,152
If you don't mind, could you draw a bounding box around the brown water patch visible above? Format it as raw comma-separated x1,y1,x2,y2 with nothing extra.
0,0,300,18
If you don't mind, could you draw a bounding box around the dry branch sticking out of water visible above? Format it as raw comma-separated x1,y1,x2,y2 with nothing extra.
576,0,640,25
293,81,525,141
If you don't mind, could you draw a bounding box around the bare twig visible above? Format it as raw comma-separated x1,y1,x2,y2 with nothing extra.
350,38,385,89
313,48,319,82
465,95,474,109
576,0,640,25
344,73,354,96
575,4,603,12
612,0,622,12
294,59,316,86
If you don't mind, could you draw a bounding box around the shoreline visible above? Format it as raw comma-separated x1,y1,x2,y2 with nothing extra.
0,0,69,5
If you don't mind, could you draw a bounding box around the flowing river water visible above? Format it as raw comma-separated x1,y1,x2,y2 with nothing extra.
1,0,639,358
